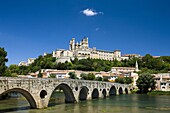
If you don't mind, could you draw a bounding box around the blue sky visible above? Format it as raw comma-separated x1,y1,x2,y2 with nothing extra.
0,0,170,65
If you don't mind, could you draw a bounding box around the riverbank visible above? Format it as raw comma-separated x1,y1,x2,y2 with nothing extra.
148,91,170,95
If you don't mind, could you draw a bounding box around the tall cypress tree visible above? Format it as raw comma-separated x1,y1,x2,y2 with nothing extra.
0,47,8,76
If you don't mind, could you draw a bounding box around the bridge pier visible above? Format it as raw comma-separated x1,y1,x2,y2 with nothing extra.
87,90,92,100
116,90,119,95
99,88,105,98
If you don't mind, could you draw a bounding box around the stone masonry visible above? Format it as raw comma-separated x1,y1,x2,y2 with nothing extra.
0,77,131,109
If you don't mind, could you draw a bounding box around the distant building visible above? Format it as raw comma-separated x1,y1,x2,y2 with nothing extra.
111,61,139,74
110,61,139,86
122,54,141,58
28,58,36,65
41,69,71,78
154,73,170,91
19,58,35,66
52,37,122,63
121,54,142,60
37,69,111,79
18,61,28,66
53,49,74,63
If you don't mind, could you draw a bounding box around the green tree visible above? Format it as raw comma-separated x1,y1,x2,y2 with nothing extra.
49,74,56,78
103,77,109,82
8,65,19,74
6,64,20,77
0,48,8,76
160,56,170,63
87,73,95,80
115,77,132,84
115,77,124,84
136,73,156,94
68,72,77,79
18,66,29,75
124,77,133,84
38,71,43,78
95,76,103,81
80,73,88,80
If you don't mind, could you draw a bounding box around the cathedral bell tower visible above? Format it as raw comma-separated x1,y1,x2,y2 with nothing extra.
69,38,75,51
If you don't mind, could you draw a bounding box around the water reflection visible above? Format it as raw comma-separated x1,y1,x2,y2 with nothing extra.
49,90,65,106
0,94,170,113
0,97,30,113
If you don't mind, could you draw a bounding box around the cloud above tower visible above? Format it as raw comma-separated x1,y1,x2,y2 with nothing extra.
81,8,103,16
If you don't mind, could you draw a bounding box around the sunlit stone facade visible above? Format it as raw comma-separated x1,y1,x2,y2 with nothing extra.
52,37,122,63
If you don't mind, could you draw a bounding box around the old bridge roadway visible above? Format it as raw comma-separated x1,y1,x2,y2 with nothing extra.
0,77,131,109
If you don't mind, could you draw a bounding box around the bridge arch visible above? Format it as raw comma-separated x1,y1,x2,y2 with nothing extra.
79,86,89,100
109,86,117,96
0,88,37,108
92,88,99,99
50,83,76,104
125,88,128,94
119,87,123,94
102,89,107,97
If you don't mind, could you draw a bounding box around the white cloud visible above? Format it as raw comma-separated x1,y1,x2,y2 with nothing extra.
81,8,103,16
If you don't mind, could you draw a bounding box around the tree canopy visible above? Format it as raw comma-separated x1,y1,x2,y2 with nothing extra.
0,48,8,76
136,72,156,94
68,72,77,79
3,52,170,77
115,77,133,84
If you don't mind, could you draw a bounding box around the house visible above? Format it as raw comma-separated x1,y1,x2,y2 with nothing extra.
110,61,139,86
154,73,170,91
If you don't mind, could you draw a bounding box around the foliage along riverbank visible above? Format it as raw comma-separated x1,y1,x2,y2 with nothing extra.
131,90,170,95
148,91,170,95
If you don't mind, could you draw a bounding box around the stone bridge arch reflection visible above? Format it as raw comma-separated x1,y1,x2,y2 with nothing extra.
92,88,99,99
125,88,129,94
119,87,123,94
109,86,117,96
102,89,107,97
79,86,89,100
48,83,76,107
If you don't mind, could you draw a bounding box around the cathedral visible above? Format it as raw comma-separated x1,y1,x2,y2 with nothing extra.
52,37,122,63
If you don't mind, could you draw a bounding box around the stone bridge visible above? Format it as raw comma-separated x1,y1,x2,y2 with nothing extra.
0,77,131,109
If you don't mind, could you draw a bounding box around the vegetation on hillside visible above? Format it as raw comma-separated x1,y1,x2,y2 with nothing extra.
1,47,170,77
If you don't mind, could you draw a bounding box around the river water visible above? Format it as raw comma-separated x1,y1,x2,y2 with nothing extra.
0,93,170,113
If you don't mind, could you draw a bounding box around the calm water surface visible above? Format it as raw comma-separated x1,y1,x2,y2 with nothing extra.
0,93,170,113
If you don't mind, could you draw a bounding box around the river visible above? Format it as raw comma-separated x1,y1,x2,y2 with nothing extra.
0,92,170,113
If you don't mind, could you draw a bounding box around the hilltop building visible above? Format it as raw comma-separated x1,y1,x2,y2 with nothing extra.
19,58,36,66
121,54,141,60
53,37,122,63
18,61,28,66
